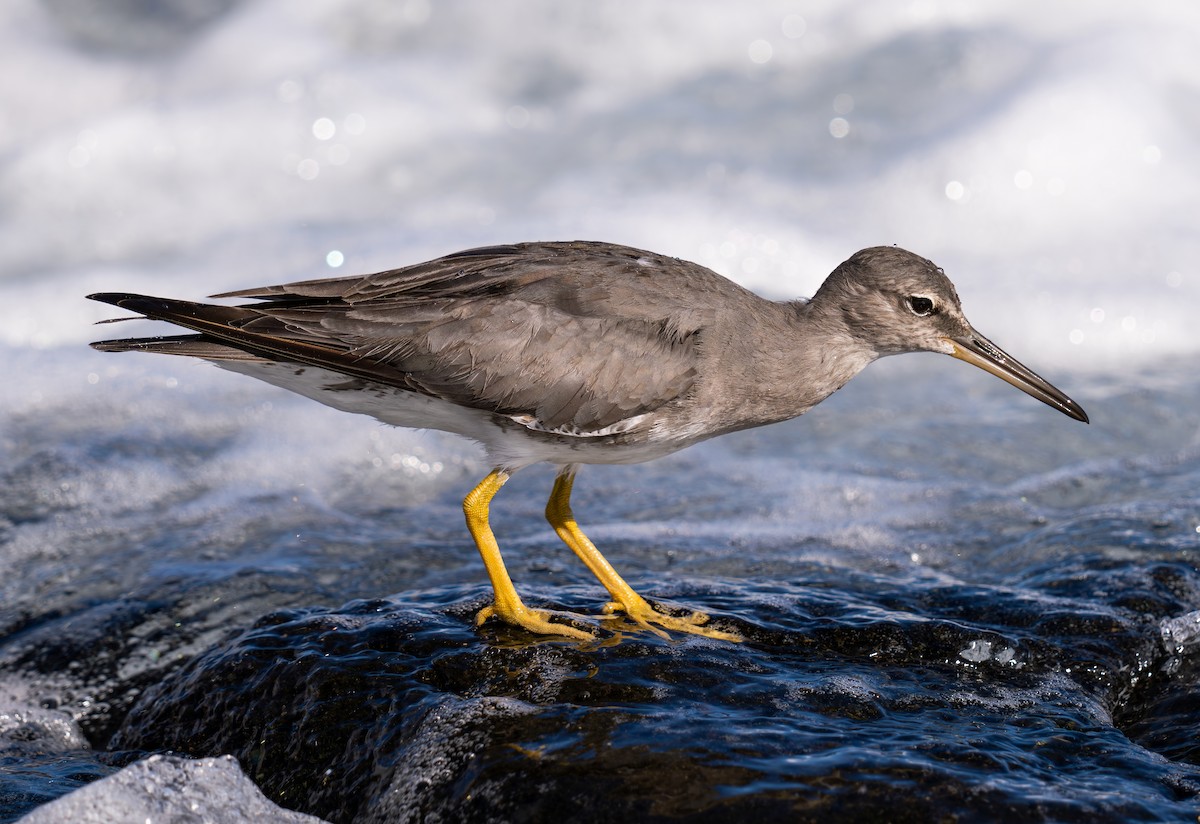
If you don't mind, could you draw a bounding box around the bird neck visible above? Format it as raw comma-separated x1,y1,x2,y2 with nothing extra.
776,297,878,406
702,298,877,434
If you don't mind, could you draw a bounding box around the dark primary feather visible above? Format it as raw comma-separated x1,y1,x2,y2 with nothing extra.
89,334,261,362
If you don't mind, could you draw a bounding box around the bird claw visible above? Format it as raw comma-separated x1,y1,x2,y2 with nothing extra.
601,600,743,643
474,602,597,641
473,597,740,643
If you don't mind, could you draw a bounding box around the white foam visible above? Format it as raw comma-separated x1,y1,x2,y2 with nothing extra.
1,0,1197,366
1161,610,1200,654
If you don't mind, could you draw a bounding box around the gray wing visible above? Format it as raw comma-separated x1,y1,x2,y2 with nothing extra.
91,241,718,434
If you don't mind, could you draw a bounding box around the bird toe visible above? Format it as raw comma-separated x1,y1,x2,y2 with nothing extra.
603,599,742,643
474,602,597,641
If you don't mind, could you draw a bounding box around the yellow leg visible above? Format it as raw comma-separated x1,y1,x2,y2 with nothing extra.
464,469,594,640
545,466,741,642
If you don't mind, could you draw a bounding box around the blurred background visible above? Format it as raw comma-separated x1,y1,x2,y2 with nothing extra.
1,0,1197,364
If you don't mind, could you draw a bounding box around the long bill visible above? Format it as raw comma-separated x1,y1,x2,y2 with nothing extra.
947,331,1089,423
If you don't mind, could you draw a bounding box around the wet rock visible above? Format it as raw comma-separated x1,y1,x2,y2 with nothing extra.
0,695,129,822
15,754,325,823
110,586,1200,823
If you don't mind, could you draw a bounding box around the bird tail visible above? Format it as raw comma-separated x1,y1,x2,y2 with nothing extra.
86,292,407,388
87,293,272,362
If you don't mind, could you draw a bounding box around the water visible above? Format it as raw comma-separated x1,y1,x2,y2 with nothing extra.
3,1,1199,821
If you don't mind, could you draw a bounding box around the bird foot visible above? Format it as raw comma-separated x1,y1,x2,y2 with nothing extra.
475,602,597,641
601,599,742,643
473,597,741,643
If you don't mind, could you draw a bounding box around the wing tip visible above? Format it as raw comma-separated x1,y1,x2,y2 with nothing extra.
87,292,138,306
89,338,138,352
88,334,264,362
86,293,181,318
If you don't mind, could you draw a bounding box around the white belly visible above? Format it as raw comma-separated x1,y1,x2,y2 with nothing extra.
213,360,691,471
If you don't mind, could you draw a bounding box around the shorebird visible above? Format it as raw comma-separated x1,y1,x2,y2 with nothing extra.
89,242,1088,641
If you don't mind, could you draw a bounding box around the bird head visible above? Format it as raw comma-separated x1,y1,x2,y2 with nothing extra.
815,246,1088,423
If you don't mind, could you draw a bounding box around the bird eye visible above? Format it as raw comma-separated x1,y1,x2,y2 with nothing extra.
906,296,936,316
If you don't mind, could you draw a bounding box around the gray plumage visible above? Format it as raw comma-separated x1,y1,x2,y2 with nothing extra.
89,242,1086,470
87,240,1087,640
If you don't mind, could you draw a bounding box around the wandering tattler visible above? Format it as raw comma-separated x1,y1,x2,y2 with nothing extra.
89,242,1088,641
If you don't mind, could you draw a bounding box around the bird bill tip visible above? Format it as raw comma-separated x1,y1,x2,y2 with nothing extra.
947,335,1089,424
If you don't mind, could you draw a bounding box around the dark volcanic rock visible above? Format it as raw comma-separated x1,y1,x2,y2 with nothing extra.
109,583,1200,823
